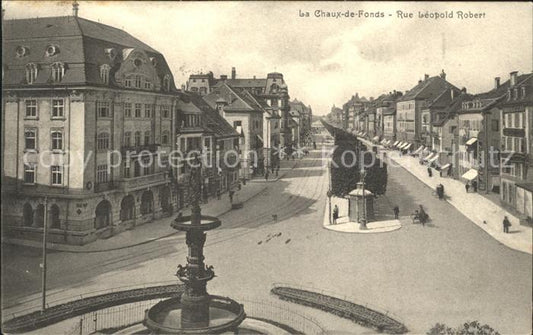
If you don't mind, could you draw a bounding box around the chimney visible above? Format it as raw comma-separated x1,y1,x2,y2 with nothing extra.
231,67,236,80
440,69,446,80
418,79,423,85
461,87,467,94
253,75,256,79
510,71,518,87
494,77,500,89
220,75,227,81
72,1,79,17
181,84,186,91
424,74,429,81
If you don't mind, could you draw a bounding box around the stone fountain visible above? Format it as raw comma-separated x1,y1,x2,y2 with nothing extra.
143,156,245,334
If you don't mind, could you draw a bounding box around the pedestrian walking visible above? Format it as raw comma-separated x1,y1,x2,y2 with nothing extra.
502,216,511,233
217,189,221,200
419,205,427,226
465,183,470,193
427,167,433,177
393,205,399,219
276,166,280,177
229,190,234,204
265,170,269,181
472,180,478,192
332,205,339,225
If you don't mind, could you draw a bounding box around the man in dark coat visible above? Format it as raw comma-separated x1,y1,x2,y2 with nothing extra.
332,205,339,225
427,167,433,177
393,205,400,219
503,216,511,233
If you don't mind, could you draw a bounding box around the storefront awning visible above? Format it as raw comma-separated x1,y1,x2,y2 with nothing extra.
441,163,451,170
380,139,387,144
428,155,439,164
393,141,400,146
424,153,437,161
373,136,380,142
462,168,478,181
412,146,424,155
466,138,478,146
404,143,412,150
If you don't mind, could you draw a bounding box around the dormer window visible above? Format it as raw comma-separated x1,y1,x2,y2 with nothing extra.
513,88,518,100
134,58,142,67
26,63,38,84
104,48,117,60
100,64,110,84
45,45,59,57
521,86,526,98
16,46,29,58
271,84,279,93
150,57,157,67
51,62,65,82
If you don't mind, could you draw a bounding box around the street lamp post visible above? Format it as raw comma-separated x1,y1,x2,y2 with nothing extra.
41,196,48,313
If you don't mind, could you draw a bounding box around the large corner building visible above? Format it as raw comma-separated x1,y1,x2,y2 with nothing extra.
2,12,180,244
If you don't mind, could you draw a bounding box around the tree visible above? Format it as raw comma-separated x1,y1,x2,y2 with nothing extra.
427,321,500,335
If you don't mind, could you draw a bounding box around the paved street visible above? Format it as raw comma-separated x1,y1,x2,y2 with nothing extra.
2,146,532,334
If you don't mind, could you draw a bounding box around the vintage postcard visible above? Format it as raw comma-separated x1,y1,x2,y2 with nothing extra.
1,1,532,334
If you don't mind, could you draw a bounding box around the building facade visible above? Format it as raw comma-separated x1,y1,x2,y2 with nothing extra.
499,72,533,221
2,14,179,245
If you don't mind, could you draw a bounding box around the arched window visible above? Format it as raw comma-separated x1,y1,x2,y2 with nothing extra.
49,204,60,229
161,130,169,145
23,203,33,227
124,131,132,147
134,131,141,146
97,132,110,150
270,84,279,93
51,62,65,82
163,75,170,92
26,63,38,84
100,64,110,84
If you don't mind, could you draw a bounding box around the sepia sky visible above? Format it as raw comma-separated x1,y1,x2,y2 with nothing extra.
4,1,532,115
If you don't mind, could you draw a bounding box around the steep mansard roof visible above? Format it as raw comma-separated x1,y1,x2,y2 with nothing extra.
3,15,177,91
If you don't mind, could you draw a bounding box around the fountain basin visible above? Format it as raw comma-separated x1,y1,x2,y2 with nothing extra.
144,295,245,334
171,215,221,231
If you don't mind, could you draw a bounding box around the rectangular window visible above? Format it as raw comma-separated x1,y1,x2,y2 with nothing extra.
233,121,242,127
25,128,37,150
123,161,131,178
24,164,36,184
144,82,151,89
51,166,63,185
124,132,131,147
135,76,142,88
144,104,152,118
491,119,499,132
161,105,170,118
52,99,64,118
135,103,142,117
51,130,63,150
143,157,152,175
97,101,111,118
144,132,151,145
96,165,109,183
124,103,132,118
25,100,38,118
125,79,132,88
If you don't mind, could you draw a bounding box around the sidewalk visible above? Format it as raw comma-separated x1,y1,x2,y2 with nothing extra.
359,137,532,254
3,160,300,253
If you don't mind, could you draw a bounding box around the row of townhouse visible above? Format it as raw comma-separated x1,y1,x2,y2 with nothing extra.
331,70,533,224
0,11,262,245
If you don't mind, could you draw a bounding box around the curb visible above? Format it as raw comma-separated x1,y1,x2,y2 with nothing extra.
358,137,532,255
3,160,300,253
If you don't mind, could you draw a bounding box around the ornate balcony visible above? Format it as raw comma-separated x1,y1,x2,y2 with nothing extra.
121,144,160,156
116,171,168,191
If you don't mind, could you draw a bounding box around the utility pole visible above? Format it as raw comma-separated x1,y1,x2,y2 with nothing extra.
41,196,48,313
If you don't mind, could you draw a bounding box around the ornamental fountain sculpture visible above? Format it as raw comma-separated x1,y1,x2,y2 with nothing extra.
144,155,245,334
